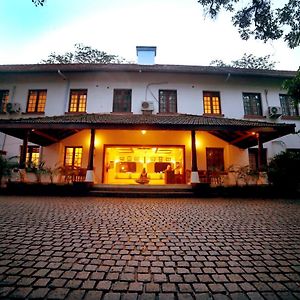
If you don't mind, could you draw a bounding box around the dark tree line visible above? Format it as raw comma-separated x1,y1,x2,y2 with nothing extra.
40,44,127,64
210,53,276,69
198,0,300,49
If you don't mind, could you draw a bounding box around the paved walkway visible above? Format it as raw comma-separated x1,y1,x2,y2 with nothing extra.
0,196,299,300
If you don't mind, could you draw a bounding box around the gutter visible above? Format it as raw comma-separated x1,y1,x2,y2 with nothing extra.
57,70,70,113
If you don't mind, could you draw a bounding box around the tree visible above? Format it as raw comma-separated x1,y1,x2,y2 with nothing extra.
32,0,45,6
282,68,300,104
197,0,300,49
268,151,300,191
210,53,276,69
40,43,127,64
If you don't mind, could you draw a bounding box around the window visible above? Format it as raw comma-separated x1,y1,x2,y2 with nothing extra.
68,89,87,113
203,91,221,114
243,93,262,116
0,90,9,113
27,146,40,165
113,89,132,112
159,90,177,113
64,147,83,167
248,148,267,171
280,94,299,117
26,90,47,113
20,146,40,165
206,148,224,172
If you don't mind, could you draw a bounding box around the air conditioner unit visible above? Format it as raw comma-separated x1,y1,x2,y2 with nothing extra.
141,101,154,111
6,102,22,114
268,106,282,118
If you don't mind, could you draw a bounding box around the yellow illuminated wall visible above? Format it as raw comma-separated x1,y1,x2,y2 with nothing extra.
42,129,249,184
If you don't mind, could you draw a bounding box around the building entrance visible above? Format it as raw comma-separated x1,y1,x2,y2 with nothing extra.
103,145,185,185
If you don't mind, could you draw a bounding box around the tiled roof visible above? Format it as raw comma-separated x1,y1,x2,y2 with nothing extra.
0,113,295,148
0,113,295,130
0,63,296,78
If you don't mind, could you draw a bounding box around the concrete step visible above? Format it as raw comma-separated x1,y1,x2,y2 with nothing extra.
88,184,213,198
88,190,195,198
89,184,195,198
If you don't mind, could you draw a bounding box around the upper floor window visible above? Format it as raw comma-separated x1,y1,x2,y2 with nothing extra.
113,89,132,112
26,90,47,113
0,90,9,113
64,146,83,167
68,89,87,113
159,90,177,113
243,92,262,116
203,91,221,115
280,94,299,117
206,147,224,172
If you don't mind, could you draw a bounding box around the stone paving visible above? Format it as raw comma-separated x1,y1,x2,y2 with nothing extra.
0,196,299,300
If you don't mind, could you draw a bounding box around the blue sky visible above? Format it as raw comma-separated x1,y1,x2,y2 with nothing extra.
0,0,299,70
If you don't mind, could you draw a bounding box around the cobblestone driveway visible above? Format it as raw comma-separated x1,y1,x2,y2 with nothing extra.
0,196,299,300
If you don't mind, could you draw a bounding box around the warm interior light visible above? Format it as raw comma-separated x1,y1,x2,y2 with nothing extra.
94,136,101,147
141,130,146,135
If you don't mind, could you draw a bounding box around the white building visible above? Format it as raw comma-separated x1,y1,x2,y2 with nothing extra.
0,47,298,185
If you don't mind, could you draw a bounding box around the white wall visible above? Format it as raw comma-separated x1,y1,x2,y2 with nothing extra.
0,71,296,119
0,70,299,164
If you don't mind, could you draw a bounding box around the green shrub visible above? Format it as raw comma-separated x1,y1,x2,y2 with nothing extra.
0,155,19,185
267,151,300,190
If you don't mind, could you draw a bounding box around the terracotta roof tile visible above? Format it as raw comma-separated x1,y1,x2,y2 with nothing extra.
0,113,295,148
0,113,294,130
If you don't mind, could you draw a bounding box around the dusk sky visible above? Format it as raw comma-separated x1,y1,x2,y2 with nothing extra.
0,0,299,70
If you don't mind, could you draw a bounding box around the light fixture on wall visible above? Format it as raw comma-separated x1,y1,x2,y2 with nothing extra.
141,130,146,135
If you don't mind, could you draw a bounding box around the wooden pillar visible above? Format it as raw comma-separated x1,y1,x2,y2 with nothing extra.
256,132,263,172
19,130,29,182
190,130,200,183
85,128,95,183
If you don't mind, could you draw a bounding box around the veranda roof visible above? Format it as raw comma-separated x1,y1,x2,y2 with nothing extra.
0,113,295,149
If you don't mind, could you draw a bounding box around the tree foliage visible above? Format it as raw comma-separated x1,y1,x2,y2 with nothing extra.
32,0,45,6
210,53,276,69
282,68,300,104
40,43,127,64
198,0,300,48
268,151,300,191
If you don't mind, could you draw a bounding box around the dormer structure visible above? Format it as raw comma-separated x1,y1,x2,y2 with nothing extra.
136,46,157,65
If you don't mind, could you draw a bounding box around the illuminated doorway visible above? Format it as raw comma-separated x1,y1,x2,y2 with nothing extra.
103,145,185,185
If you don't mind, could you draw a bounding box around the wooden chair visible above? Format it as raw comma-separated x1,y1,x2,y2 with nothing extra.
61,166,87,183
198,170,210,184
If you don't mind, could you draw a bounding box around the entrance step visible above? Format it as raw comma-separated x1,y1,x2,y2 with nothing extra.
89,184,195,198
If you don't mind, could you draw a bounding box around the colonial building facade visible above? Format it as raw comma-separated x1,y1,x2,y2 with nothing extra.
0,48,298,185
